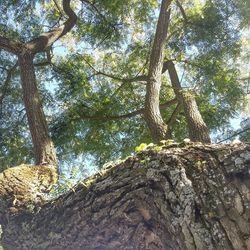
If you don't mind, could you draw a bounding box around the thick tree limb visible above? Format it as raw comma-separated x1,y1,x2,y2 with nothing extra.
0,143,249,249
166,60,211,143
0,36,23,55
0,1,77,55
18,53,58,166
26,0,77,53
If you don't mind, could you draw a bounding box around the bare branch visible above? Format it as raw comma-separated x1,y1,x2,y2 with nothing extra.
162,59,206,74
159,97,178,109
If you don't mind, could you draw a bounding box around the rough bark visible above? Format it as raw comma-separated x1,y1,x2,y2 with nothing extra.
0,0,77,166
0,36,23,55
0,142,249,250
144,0,173,143
166,60,211,143
18,52,57,166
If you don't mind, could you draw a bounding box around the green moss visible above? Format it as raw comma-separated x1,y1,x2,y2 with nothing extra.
151,146,163,152
135,143,148,153
139,157,151,165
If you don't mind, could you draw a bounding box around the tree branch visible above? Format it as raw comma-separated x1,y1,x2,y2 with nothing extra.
176,0,188,23
80,0,107,23
80,0,121,33
77,98,177,121
53,0,64,16
84,57,148,83
26,0,77,53
218,127,250,143
167,102,182,126
238,76,250,81
166,60,211,142
0,36,23,55
34,61,52,67
94,72,148,83
79,109,143,121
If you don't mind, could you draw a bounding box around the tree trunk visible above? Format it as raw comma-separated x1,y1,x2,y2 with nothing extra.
18,52,57,166
0,143,249,249
181,93,211,143
167,60,211,143
0,0,76,167
144,0,172,143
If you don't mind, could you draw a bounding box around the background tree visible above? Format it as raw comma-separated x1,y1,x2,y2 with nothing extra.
50,0,246,166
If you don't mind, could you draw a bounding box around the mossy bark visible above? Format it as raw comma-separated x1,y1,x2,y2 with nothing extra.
0,143,250,250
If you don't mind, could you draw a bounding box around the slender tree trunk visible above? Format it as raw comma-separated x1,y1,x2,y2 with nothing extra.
182,93,211,142
167,60,211,143
0,143,249,249
18,52,57,166
144,0,172,143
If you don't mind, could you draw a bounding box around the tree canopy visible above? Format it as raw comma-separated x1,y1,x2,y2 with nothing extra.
0,0,249,171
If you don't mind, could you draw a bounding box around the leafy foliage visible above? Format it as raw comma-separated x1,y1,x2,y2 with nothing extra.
0,0,249,171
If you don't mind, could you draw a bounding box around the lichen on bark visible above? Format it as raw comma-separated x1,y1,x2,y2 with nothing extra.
0,143,249,250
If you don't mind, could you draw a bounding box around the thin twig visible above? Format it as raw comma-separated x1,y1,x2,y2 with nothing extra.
218,127,250,143
75,98,177,121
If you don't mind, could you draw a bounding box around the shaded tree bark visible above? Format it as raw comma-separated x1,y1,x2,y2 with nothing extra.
0,143,249,249
0,0,77,166
144,0,173,143
166,60,211,143
18,52,57,165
